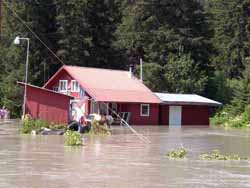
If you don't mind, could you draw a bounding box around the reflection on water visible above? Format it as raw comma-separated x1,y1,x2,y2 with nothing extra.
0,121,250,188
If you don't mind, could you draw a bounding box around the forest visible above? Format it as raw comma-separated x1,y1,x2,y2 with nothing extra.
0,0,250,125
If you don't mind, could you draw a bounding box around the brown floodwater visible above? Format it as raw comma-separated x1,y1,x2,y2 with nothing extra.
0,120,250,188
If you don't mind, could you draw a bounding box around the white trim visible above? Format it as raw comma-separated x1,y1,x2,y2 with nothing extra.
71,80,80,92
59,80,68,92
140,104,150,116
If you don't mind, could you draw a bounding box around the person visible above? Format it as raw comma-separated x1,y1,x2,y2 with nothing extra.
0,106,6,120
0,108,3,120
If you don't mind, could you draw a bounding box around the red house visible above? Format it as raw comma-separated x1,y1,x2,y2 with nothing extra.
22,65,161,125
20,65,221,126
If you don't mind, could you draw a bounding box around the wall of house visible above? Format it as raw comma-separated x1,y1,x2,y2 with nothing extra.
159,104,210,126
25,86,71,124
182,105,209,126
120,103,159,125
159,105,169,125
45,69,81,99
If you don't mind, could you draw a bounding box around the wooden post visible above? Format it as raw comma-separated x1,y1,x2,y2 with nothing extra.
0,0,1,37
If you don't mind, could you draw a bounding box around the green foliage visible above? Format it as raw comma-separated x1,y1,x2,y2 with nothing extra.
211,105,250,128
64,130,83,146
200,150,250,161
166,148,187,159
20,118,49,134
55,0,123,68
2,0,250,119
208,0,250,78
135,63,165,91
164,54,207,94
89,120,111,135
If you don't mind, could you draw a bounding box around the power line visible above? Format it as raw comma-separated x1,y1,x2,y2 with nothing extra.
2,1,65,65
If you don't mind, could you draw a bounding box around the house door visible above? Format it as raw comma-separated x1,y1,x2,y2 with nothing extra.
169,106,182,126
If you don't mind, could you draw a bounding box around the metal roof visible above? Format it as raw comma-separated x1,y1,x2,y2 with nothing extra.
45,65,161,103
155,93,222,106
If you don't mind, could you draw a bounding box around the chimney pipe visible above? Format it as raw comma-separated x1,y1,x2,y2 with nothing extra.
129,65,133,78
140,58,143,82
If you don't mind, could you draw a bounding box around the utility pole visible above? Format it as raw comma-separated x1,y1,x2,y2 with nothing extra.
0,0,2,41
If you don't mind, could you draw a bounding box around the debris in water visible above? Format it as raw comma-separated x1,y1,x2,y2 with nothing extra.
200,150,250,161
166,148,187,159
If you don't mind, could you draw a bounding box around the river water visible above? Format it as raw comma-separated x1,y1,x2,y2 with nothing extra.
0,120,250,188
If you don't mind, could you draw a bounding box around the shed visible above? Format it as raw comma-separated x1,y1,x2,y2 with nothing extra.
155,93,222,126
18,82,73,124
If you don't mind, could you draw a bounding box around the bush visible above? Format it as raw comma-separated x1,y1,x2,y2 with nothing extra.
89,120,111,135
64,130,83,146
211,105,250,129
166,148,187,159
20,118,49,134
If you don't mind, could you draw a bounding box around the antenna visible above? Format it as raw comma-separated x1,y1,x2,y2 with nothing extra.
140,58,143,82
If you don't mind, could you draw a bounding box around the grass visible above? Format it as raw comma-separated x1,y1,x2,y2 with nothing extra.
200,150,250,161
166,148,187,159
64,130,83,146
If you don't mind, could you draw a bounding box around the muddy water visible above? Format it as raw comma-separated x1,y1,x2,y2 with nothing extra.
0,121,250,188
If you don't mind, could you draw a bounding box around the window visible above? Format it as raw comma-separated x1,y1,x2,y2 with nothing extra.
79,87,85,99
71,80,80,92
59,80,68,92
140,104,150,116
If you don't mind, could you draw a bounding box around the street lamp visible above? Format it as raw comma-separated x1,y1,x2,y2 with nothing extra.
14,36,30,118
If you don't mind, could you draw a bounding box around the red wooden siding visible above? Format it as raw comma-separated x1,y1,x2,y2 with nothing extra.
25,86,71,124
159,105,210,126
182,105,209,126
182,106,209,125
120,103,159,125
159,105,169,125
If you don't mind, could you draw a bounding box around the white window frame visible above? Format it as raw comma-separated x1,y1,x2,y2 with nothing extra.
140,104,150,117
71,80,80,92
59,80,68,92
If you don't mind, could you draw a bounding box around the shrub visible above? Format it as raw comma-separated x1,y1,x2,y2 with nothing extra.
211,105,250,129
64,130,83,146
20,118,49,134
89,120,111,135
200,150,250,161
166,148,187,159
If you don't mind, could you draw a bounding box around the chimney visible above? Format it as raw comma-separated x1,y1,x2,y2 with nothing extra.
140,58,143,82
129,65,133,78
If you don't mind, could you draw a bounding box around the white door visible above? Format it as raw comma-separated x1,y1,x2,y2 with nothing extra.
169,106,182,126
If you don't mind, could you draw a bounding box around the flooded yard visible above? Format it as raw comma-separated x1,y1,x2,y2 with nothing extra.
0,121,250,188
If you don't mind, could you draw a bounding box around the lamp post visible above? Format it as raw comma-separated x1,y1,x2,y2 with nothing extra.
14,36,30,118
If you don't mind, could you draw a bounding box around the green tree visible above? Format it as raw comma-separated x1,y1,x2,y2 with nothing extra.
0,0,58,116
135,63,165,92
229,58,250,115
164,54,207,94
209,0,250,78
55,0,124,68
116,0,212,70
